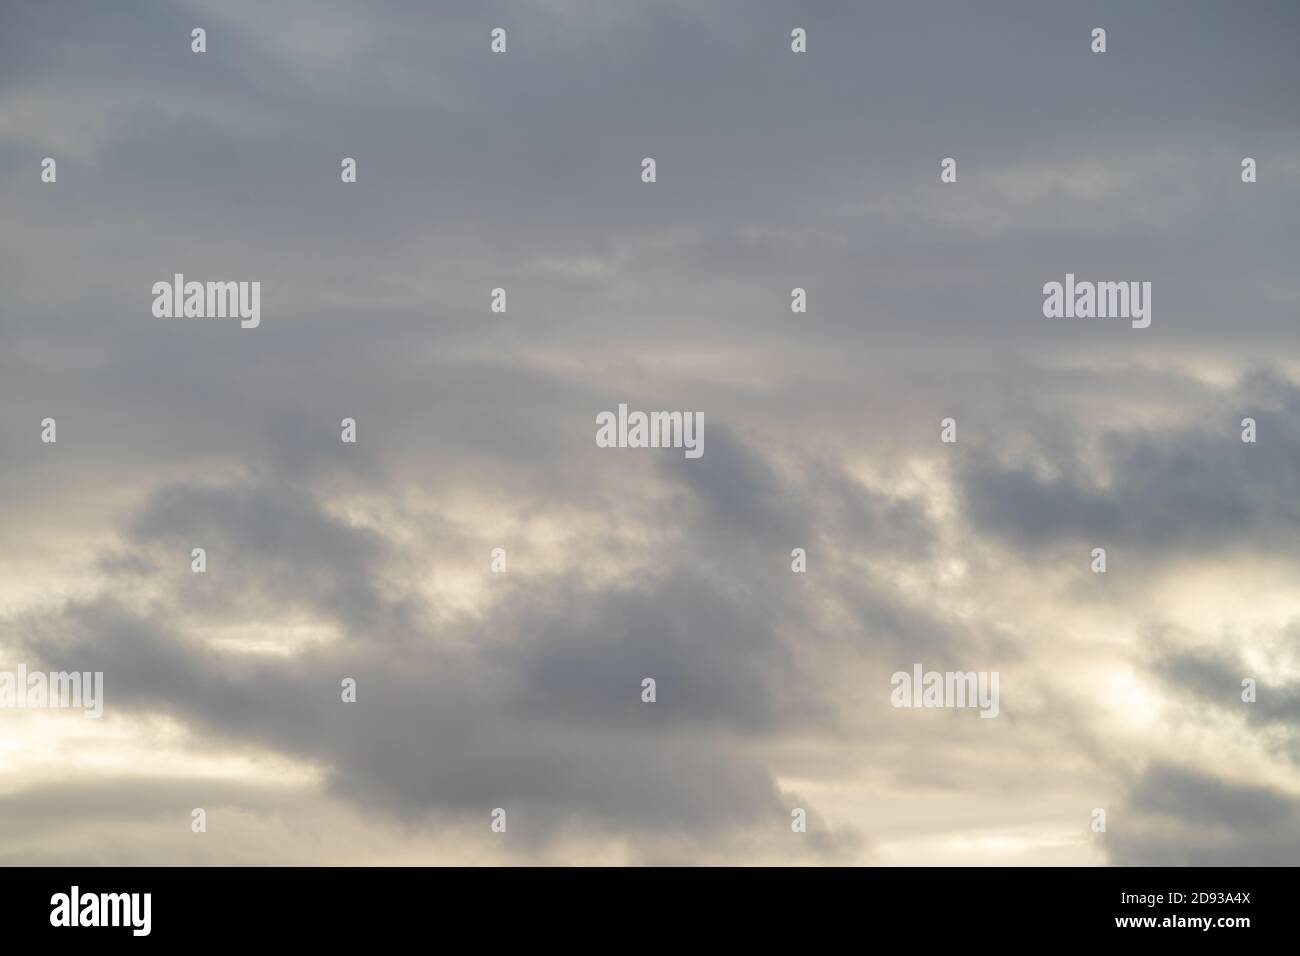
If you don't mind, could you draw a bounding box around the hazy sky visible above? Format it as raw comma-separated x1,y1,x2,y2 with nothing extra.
2,0,1299,865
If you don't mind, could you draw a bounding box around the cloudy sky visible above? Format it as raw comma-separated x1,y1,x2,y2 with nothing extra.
1,0,1299,865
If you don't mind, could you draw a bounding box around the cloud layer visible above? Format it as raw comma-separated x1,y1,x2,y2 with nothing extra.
2,0,1299,864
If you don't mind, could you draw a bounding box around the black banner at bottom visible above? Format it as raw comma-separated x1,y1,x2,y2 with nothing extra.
0,866,1284,944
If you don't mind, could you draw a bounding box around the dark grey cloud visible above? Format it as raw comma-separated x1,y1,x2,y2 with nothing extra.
959,367,1300,557
9,437,936,853
1145,631,1300,757
1107,762,1300,866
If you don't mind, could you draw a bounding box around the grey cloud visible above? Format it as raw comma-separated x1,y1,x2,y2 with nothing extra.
1146,633,1300,748
0,386,954,857
959,368,1300,557
10,453,919,852
1107,762,1300,866
128,480,414,638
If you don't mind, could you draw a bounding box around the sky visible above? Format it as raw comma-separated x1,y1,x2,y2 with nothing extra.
1,0,1299,865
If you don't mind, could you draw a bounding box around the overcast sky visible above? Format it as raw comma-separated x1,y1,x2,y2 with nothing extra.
1,0,1299,865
